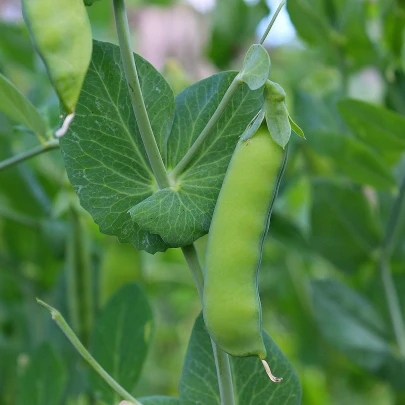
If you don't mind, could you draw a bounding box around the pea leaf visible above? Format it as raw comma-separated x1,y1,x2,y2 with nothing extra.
60,40,175,254
240,44,271,90
60,40,263,252
310,131,396,190
129,76,263,246
338,99,405,164
140,397,180,405
90,283,153,404
0,73,47,138
311,279,391,371
287,0,331,48
310,180,381,273
179,313,301,405
16,343,67,405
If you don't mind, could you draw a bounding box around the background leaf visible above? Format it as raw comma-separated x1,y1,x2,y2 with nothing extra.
338,99,405,164
310,180,381,273
16,343,67,405
311,279,391,371
309,131,396,190
0,73,47,138
90,283,154,404
179,313,301,405
208,0,269,67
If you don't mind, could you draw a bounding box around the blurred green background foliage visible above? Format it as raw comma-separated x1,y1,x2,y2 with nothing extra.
1,0,405,404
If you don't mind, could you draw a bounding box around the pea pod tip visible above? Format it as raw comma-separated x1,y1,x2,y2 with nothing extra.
261,359,283,383
55,112,75,137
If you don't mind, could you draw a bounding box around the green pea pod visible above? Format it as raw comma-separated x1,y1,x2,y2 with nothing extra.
203,128,286,376
22,0,92,118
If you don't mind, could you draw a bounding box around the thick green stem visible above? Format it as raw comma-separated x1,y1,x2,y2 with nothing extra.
0,139,59,172
380,176,405,359
182,245,236,405
259,0,286,45
113,0,170,189
113,3,236,402
169,76,242,179
37,299,143,405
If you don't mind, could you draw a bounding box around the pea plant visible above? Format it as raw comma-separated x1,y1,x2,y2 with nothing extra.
1,0,405,404
1,0,304,403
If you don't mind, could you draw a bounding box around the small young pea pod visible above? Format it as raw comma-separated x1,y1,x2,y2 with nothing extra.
22,0,92,115
203,128,286,360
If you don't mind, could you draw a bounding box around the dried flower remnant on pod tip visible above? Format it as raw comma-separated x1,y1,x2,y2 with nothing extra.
262,359,283,383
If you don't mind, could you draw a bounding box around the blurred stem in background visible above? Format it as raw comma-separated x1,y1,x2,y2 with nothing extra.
66,206,93,349
380,176,405,360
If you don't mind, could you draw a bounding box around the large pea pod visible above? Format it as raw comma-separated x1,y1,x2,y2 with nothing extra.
22,0,92,118
203,128,286,374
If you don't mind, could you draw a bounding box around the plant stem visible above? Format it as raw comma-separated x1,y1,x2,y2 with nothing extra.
169,76,242,179
181,244,204,299
113,0,170,189
113,3,236,402
169,0,287,180
37,299,143,405
182,245,236,405
0,139,59,172
380,176,405,359
67,207,94,347
259,0,286,45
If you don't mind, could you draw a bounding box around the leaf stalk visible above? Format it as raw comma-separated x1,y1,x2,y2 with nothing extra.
169,76,242,179
113,0,170,189
259,0,286,45
37,299,143,405
0,139,59,172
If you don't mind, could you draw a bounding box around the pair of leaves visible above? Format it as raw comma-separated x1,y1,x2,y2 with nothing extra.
60,40,264,253
179,313,301,405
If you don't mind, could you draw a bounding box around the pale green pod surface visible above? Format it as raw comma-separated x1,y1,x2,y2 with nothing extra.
22,0,92,113
203,129,284,359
